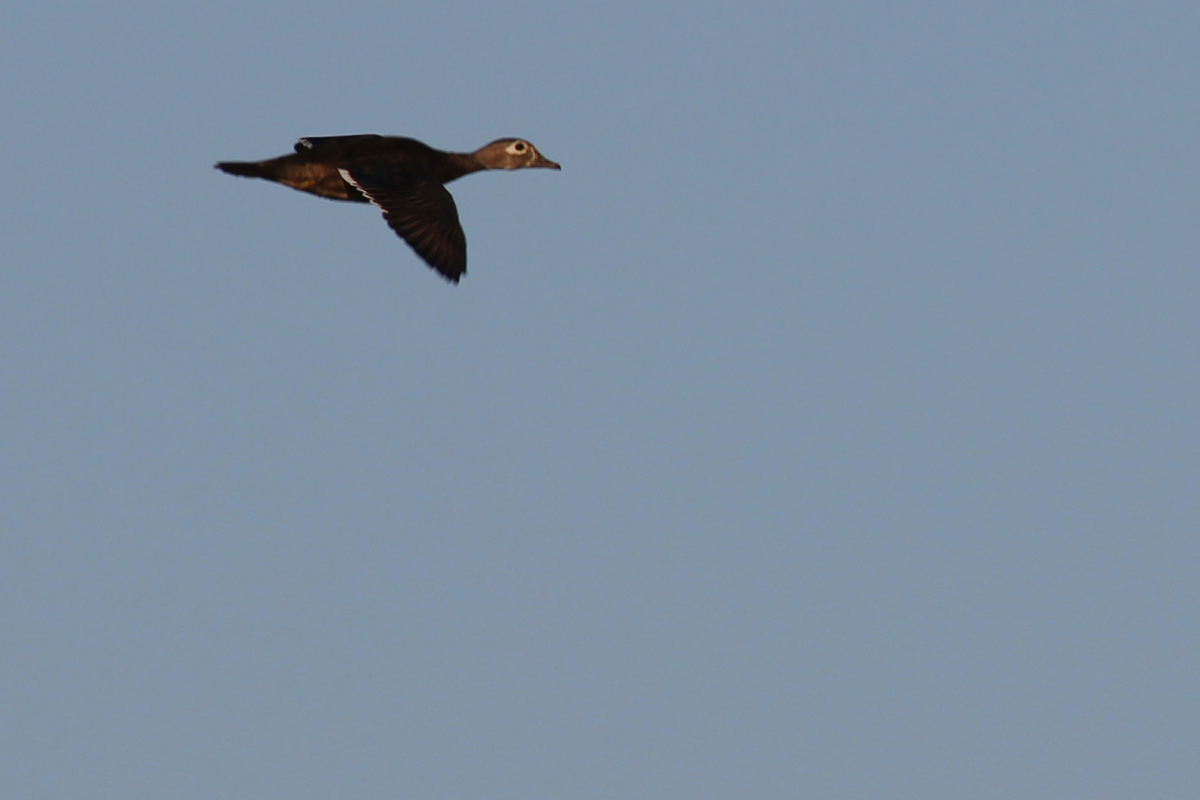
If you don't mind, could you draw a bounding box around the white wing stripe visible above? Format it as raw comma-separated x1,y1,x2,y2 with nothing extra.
338,169,384,210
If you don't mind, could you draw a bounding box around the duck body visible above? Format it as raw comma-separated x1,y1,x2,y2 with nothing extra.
216,135,560,283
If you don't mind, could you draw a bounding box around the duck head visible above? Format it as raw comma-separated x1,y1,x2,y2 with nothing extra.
474,138,561,171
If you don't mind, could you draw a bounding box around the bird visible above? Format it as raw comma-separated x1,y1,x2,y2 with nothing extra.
215,135,561,283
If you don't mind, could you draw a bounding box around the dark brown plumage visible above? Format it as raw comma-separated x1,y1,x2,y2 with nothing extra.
216,135,560,283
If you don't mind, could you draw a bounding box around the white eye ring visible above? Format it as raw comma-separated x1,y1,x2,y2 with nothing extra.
506,141,528,155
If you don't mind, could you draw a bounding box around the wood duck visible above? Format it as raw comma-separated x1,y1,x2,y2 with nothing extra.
216,135,561,283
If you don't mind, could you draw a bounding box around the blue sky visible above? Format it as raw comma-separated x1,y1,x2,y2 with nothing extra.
2,2,1198,798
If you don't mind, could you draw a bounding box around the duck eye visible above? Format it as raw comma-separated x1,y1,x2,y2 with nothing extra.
514,142,527,152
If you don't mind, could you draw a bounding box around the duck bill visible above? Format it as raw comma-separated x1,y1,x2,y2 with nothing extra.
532,153,561,170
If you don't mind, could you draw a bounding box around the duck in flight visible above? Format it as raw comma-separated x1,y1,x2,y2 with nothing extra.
216,135,561,283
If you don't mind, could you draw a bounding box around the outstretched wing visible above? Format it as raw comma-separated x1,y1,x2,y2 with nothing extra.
339,168,468,283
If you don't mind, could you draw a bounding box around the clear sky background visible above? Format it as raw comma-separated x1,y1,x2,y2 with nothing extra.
2,2,1198,798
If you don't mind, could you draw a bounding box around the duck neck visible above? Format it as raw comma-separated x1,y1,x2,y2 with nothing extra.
437,151,487,183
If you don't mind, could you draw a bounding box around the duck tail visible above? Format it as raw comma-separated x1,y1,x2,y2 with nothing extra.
214,154,366,203
215,160,269,178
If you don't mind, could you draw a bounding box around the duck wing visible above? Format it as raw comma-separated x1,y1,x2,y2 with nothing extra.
294,134,385,155
295,135,436,162
339,168,468,283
